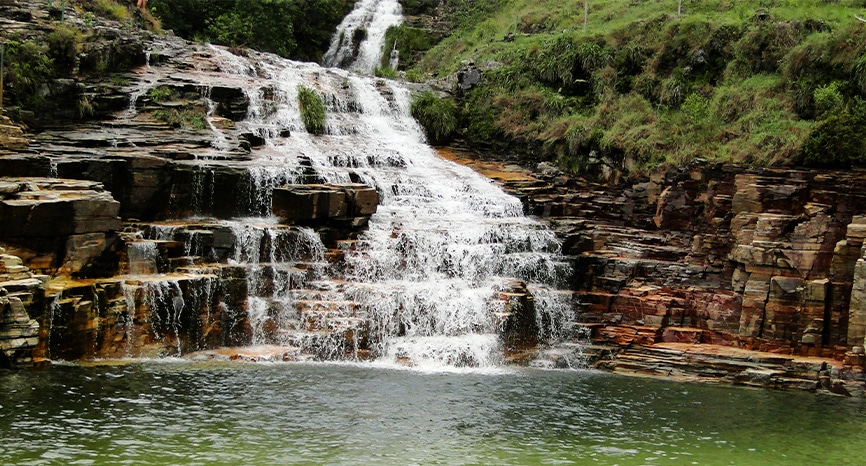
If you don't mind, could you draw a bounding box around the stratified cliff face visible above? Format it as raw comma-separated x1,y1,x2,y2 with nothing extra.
444,150,866,393
568,166,866,357
546,164,866,357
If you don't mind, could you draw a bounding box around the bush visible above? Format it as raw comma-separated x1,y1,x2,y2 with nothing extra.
410,90,458,144
148,86,173,102
47,25,83,70
813,81,843,117
380,25,439,70
374,66,399,79
93,0,131,21
801,99,866,168
147,0,353,61
2,40,54,107
152,107,207,130
297,86,326,135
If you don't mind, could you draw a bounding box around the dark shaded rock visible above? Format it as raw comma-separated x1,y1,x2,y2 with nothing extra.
272,183,379,223
0,178,121,237
0,295,40,368
210,85,249,121
456,65,481,92
239,132,265,148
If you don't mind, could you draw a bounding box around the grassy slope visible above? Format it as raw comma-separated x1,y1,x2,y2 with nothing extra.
408,0,866,175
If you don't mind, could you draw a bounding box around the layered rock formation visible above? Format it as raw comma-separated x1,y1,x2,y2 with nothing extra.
0,248,43,367
0,2,388,364
442,150,866,394
0,178,121,276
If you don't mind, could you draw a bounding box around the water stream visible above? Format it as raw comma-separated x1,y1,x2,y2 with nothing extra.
36,5,577,368
323,0,403,74
201,47,577,368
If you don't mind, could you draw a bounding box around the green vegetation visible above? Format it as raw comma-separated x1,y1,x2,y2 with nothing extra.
47,24,83,70
374,66,400,79
403,0,866,174
381,25,439,70
2,40,54,109
146,0,354,61
91,0,131,21
148,86,173,103
298,86,327,135
411,90,458,144
152,107,207,130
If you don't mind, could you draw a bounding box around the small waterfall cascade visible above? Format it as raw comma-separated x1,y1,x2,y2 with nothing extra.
198,47,580,369
127,241,160,276
323,0,403,74
388,40,399,70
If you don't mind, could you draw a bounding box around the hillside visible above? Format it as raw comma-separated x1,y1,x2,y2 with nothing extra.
3,0,866,180
398,0,866,179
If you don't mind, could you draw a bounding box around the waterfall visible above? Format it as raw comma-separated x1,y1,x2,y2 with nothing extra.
388,40,399,70
207,46,578,368
127,241,159,276
323,0,403,74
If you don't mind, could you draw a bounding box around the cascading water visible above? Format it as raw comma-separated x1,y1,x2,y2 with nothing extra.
127,241,160,275
205,46,579,369
323,0,403,74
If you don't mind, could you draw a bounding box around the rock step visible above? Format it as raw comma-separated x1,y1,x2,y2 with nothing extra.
296,299,359,313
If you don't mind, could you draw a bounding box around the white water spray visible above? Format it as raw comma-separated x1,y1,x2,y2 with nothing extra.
207,46,577,367
323,0,403,74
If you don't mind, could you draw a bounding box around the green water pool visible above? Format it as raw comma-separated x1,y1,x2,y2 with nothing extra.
1,362,864,465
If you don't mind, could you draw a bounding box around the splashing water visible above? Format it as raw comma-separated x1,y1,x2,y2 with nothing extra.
206,46,579,368
127,241,160,276
323,0,403,74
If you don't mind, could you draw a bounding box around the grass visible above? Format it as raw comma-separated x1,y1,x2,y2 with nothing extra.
406,0,866,173
152,107,207,130
47,24,84,70
411,91,459,144
297,86,326,135
2,40,54,109
148,86,173,103
381,25,439,70
92,0,131,21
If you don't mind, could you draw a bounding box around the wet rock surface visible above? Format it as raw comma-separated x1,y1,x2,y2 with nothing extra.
0,247,44,368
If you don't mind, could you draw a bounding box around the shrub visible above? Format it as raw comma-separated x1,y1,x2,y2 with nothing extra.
813,81,843,117
681,93,711,125
297,86,326,135
373,66,399,79
93,0,131,21
47,25,83,70
148,0,352,61
152,107,207,130
2,40,53,107
77,95,94,119
148,86,173,103
410,90,458,144
801,98,866,168
380,25,439,70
